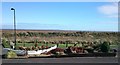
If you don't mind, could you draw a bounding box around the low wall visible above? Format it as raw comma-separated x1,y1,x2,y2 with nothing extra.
29,53,116,58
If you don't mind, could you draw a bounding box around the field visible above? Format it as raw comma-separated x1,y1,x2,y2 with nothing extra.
1,29,118,43
1,29,119,50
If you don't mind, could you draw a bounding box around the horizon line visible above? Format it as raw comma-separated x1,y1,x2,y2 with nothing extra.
1,29,118,32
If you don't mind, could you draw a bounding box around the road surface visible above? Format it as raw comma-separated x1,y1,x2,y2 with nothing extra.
2,57,118,63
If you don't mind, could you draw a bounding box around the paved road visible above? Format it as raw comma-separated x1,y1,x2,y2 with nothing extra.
2,57,118,63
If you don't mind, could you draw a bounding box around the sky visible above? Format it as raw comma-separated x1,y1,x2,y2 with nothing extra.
2,2,118,31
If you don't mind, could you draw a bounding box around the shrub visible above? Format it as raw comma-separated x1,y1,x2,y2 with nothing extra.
86,48,94,53
50,48,64,54
6,50,17,59
100,41,110,53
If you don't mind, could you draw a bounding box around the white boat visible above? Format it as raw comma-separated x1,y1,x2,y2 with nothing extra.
27,45,57,55
2,45,57,56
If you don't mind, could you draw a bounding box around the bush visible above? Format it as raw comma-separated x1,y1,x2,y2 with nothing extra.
2,39,11,48
6,50,17,59
100,41,110,53
86,48,94,53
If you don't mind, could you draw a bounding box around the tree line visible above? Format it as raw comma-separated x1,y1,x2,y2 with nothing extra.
2,31,118,38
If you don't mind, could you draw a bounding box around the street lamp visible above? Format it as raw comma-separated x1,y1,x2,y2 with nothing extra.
11,8,16,50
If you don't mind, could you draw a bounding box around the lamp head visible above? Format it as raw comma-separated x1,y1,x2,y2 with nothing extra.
11,8,15,10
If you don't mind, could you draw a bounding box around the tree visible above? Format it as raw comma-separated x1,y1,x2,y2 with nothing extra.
74,42,77,46
34,39,38,48
65,40,70,47
46,42,49,46
57,43,59,47
100,41,110,53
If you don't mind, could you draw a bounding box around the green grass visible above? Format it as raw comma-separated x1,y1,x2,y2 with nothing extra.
15,43,118,50
58,44,66,48
16,43,75,49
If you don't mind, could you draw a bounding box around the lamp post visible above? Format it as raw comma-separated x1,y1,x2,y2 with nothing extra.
11,8,16,50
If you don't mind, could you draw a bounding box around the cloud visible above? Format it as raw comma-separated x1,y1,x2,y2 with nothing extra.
98,3,118,18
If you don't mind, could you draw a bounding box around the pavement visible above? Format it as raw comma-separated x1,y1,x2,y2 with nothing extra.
2,57,118,63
